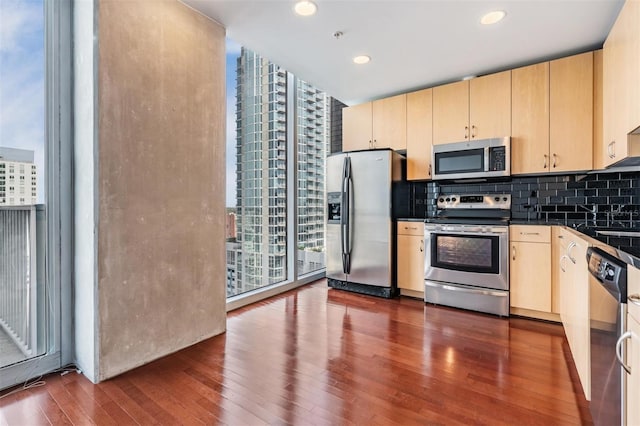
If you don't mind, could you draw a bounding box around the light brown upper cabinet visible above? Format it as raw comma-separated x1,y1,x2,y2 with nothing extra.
406,88,433,180
593,50,604,170
342,102,372,152
342,94,407,152
511,62,550,174
433,71,511,145
512,52,593,174
550,51,593,172
603,0,640,167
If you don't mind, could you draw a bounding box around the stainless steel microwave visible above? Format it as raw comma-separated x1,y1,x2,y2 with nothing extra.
432,137,510,180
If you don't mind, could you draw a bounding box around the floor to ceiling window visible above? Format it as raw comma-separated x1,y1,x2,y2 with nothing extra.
0,0,72,390
225,40,329,301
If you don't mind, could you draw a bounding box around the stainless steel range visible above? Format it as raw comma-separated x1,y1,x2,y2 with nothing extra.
424,194,511,316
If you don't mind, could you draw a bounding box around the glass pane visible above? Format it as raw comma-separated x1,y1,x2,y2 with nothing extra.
436,149,484,174
0,0,45,367
296,78,328,276
226,41,288,297
433,234,498,274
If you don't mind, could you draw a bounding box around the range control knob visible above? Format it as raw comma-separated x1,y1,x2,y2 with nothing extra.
446,197,451,202
451,197,457,202
494,196,500,202
439,197,444,203
503,197,508,202
606,267,616,279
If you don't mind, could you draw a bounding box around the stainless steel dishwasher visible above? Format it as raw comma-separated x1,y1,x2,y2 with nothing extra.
587,246,628,426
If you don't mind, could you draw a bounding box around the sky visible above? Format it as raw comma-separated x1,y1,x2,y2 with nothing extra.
226,38,241,208
0,0,45,203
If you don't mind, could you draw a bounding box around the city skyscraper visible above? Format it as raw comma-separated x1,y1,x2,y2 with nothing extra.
226,47,329,297
0,148,37,206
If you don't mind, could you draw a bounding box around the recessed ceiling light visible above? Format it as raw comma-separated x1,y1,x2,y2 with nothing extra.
353,55,371,65
480,10,506,25
294,1,317,17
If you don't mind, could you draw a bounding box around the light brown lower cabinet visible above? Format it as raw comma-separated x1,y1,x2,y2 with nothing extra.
626,266,640,425
397,221,425,293
509,225,552,313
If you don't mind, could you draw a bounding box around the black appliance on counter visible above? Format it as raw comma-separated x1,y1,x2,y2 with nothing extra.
424,194,511,316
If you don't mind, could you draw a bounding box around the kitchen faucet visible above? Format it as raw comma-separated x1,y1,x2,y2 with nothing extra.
577,204,597,227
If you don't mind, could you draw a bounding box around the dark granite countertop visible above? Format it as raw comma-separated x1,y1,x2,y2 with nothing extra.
396,218,426,222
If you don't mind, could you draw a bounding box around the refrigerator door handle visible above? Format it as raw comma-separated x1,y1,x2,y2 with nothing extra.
341,156,351,274
345,174,353,273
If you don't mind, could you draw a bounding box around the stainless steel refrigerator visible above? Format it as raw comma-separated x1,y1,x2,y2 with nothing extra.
326,149,405,298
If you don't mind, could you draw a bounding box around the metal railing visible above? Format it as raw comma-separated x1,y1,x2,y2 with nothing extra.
0,206,37,356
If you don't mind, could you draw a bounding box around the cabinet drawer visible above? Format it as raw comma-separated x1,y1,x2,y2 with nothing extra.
510,225,551,243
397,221,424,236
629,265,640,323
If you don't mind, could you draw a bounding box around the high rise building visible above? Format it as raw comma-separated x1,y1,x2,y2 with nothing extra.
0,148,37,206
228,47,329,297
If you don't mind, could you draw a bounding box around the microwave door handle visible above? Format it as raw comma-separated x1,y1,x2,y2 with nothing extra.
484,147,490,172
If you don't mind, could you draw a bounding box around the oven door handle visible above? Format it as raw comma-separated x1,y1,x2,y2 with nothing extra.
424,281,507,297
616,331,633,374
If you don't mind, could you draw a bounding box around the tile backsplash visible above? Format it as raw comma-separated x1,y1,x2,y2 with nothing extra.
397,170,640,228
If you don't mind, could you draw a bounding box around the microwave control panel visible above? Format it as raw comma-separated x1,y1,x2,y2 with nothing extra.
488,146,506,171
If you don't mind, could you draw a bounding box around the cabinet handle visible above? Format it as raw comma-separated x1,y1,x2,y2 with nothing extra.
420,239,424,253
471,125,476,138
629,294,640,306
608,141,616,159
404,226,418,230
512,245,516,261
373,139,377,149
428,164,432,177
543,154,548,169
369,140,372,149
552,153,557,168
616,331,633,374
567,241,577,264
464,126,469,139
560,255,568,272
521,232,540,236
558,235,564,239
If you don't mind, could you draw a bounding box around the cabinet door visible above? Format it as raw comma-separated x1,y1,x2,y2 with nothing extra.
512,63,550,174
550,51,593,172
509,241,551,312
433,80,469,145
629,1,640,136
593,50,605,170
561,238,591,400
406,89,433,180
551,227,567,314
372,94,407,150
342,102,372,152
469,70,511,140
603,20,624,167
397,234,424,292
628,315,640,426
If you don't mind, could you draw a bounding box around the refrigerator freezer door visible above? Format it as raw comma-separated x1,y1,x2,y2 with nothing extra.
347,150,393,287
326,153,347,281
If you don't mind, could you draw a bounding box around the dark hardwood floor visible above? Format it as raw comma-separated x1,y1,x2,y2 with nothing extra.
0,280,592,425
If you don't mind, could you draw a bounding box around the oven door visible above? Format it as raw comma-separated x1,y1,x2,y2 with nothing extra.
424,224,509,291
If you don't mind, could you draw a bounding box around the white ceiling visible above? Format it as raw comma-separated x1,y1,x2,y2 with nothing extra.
183,0,624,105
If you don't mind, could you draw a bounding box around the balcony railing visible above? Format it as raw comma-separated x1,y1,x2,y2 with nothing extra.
0,206,37,357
